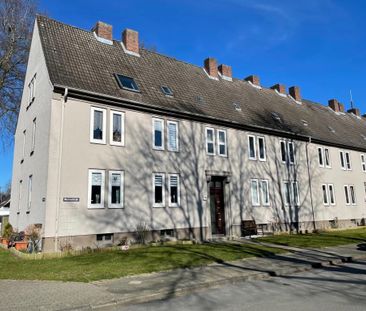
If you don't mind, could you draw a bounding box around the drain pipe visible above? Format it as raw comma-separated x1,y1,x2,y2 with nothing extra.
305,136,316,231
54,87,68,252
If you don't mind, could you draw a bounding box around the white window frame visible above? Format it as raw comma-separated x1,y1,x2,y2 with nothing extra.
167,120,179,152
361,154,366,172
280,140,287,163
322,184,329,205
258,136,266,161
205,127,215,155
288,142,295,164
168,174,180,207
88,169,105,209
248,135,257,160
283,181,299,206
345,152,351,170
292,181,300,206
21,130,26,162
350,185,356,205
217,129,227,157
28,74,36,104
344,185,350,205
109,111,125,146
251,179,260,206
318,147,324,167
328,184,336,205
283,181,291,206
27,175,32,211
324,148,331,168
152,118,164,150
18,180,22,212
31,118,36,154
108,170,124,208
260,179,270,206
153,173,165,207
90,107,106,144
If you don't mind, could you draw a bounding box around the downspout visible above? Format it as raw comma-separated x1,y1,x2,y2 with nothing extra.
305,136,316,231
54,87,68,252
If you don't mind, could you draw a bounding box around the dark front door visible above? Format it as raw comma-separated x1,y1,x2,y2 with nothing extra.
209,178,226,235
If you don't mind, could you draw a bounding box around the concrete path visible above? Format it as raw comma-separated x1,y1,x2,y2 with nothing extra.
0,242,365,311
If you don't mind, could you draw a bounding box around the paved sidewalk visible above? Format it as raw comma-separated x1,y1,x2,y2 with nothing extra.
0,242,365,311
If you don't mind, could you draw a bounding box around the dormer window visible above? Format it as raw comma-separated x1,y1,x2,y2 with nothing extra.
115,74,139,92
161,86,173,96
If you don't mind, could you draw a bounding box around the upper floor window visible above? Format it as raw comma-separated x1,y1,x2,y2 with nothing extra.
30,118,36,155
88,169,105,208
115,74,139,92
90,107,106,144
318,147,331,168
217,130,227,157
283,181,299,206
110,111,125,146
280,141,295,164
344,184,356,205
28,74,36,106
108,171,124,208
340,151,351,170
205,127,215,155
167,121,179,152
322,184,335,205
361,154,366,172
248,135,266,161
153,118,164,150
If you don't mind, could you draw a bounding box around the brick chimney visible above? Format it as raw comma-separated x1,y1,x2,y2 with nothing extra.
271,84,286,94
204,58,218,79
218,64,232,79
92,21,113,41
289,86,301,101
348,107,361,117
328,99,340,112
245,75,260,86
122,29,139,54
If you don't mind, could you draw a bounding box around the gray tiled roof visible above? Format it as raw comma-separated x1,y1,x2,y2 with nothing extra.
37,16,366,151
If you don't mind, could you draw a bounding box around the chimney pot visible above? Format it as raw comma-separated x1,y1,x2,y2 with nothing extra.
271,84,286,94
245,75,260,86
289,86,301,101
347,107,360,117
218,64,232,79
122,29,139,54
204,58,218,78
92,21,113,41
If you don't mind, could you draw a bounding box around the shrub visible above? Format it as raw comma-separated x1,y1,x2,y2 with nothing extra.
25,224,41,253
3,223,13,239
135,222,149,245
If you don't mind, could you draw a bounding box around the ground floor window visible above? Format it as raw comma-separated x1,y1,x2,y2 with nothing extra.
153,173,165,207
344,185,356,205
169,174,180,207
283,181,299,206
109,171,124,208
88,169,105,208
251,179,270,206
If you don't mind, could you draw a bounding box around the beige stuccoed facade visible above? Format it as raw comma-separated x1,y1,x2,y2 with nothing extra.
9,21,366,252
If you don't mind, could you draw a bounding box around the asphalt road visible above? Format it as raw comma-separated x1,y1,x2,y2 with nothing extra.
117,259,366,311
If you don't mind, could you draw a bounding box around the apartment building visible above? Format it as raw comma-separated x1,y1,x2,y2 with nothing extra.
9,16,366,251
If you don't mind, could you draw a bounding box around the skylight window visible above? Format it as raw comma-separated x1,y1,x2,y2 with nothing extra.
361,134,366,141
301,120,308,126
328,126,335,133
196,96,205,104
271,112,282,123
115,74,139,91
233,103,241,111
161,86,173,96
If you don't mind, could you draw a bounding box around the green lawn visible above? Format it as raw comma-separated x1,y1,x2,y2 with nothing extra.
258,227,366,248
0,243,281,282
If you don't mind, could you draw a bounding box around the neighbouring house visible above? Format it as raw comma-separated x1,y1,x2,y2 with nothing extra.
0,199,10,235
9,16,366,252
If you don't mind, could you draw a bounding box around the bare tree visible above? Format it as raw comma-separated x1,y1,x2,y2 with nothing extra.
0,0,37,146
0,180,11,203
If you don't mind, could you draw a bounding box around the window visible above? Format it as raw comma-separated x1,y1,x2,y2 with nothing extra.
153,118,164,150
328,184,335,205
115,74,139,91
260,180,270,206
96,234,113,242
27,175,32,211
18,180,22,212
88,169,105,208
21,130,26,162
324,148,331,168
258,137,266,161
280,141,295,164
361,154,366,172
31,118,36,155
161,86,173,96
250,179,260,206
322,184,329,205
344,185,356,205
90,107,106,144
108,171,123,208
110,111,124,146
153,173,165,207
283,181,299,206
205,127,215,155
28,74,36,105
169,174,180,207
248,135,256,160
217,130,227,157
340,151,351,170
167,121,179,151
318,147,324,167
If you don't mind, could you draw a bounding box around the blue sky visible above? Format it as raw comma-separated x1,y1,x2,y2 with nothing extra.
1,0,366,188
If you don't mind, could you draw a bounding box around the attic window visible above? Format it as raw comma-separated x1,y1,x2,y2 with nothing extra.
271,112,282,123
233,103,241,111
115,74,139,92
161,86,173,96
328,126,335,133
301,120,308,126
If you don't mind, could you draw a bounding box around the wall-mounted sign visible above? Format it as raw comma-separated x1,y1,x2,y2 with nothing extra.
63,197,80,203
